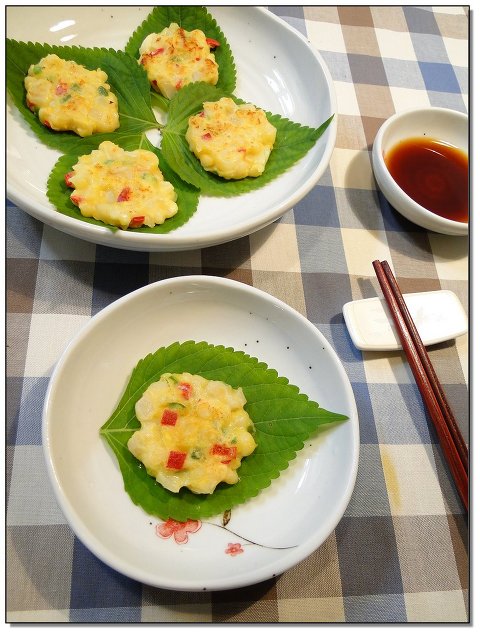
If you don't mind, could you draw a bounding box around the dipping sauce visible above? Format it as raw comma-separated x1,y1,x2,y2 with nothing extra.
384,137,468,223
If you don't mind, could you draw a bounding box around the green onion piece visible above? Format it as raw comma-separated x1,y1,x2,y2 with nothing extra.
97,85,109,96
167,402,186,410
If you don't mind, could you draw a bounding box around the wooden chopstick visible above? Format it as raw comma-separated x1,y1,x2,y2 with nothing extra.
380,261,469,472
372,260,468,511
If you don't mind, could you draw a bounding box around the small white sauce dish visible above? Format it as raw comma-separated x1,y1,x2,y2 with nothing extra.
372,107,468,236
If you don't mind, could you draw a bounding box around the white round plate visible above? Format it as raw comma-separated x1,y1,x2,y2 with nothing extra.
43,276,359,591
6,6,337,252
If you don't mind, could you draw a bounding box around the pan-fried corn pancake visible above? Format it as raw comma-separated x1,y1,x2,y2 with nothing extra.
128,372,257,494
66,141,178,230
24,54,119,137
139,23,219,99
186,97,277,180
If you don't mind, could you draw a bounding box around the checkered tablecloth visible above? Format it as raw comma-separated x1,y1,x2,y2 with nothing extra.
6,5,469,623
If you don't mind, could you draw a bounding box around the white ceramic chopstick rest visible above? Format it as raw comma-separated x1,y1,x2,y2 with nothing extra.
343,290,467,351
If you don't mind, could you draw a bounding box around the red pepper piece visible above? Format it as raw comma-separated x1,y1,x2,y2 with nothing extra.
26,99,36,112
201,132,212,141
117,187,131,202
43,120,51,128
211,445,237,464
206,37,220,48
70,194,82,206
166,451,187,470
178,382,192,400
141,48,165,63
175,79,183,90
55,82,68,95
161,409,178,426
129,216,145,228
65,171,75,187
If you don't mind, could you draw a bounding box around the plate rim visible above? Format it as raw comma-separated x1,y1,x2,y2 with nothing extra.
6,5,337,252
42,275,359,591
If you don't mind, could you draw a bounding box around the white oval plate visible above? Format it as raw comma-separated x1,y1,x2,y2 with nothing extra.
43,277,359,591
6,6,336,252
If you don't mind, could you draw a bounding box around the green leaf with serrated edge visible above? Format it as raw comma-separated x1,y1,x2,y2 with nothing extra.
161,82,334,196
150,91,169,113
100,341,348,521
46,137,199,233
6,39,158,154
125,6,236,97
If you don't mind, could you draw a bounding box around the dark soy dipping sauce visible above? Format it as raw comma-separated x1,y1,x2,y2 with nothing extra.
384,137,469,223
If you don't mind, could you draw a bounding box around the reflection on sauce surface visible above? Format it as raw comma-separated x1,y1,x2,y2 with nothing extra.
385,137,468,223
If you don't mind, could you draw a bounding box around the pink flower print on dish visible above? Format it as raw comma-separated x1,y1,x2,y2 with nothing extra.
156,519,202,544
225,542,244,556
